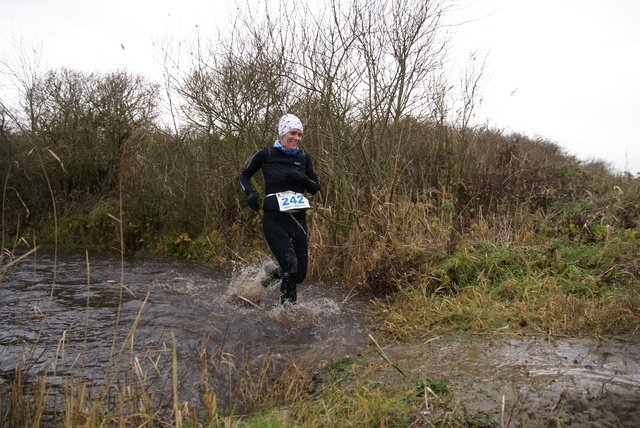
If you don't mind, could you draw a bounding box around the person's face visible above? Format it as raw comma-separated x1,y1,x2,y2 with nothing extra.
281,128,303,151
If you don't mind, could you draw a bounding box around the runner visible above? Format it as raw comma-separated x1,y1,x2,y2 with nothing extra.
239,114,320,305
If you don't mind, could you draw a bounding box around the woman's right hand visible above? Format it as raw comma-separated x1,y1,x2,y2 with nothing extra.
247,192,260,211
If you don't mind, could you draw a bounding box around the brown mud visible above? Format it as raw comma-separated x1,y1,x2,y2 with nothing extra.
362,334,640,427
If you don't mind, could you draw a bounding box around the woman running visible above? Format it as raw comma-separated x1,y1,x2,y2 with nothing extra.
239,114,320,305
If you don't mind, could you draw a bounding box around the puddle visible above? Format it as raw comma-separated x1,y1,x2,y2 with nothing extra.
2,249,638,425
375,335,640,426
0,250,372,412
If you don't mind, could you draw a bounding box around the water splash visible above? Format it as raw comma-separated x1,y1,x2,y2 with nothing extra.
226,261,326,327
268,304,315,327
227,260,273,305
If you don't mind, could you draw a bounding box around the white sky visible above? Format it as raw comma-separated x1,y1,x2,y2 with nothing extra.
2,0,639,174
452,0,640,175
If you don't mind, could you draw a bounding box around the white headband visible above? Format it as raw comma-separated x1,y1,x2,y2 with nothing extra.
278,113,303,138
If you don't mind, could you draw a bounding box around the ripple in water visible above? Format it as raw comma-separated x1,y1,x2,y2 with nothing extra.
1,251,371,412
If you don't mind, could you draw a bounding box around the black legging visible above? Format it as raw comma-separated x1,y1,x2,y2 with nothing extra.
262,209,308,304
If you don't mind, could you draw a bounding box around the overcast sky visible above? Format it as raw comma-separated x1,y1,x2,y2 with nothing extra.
454,0,640,175
2,0,639,174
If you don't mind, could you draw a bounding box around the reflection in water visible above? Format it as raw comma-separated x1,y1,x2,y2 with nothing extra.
0,249,371,412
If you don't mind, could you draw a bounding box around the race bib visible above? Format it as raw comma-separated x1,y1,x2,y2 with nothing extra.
275,191,310,211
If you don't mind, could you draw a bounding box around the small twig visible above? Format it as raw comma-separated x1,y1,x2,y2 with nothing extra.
0,246,39,274
105,279,136,297
171,331,181,428
369,334,406,377
237,295,265,311
423,336,440,345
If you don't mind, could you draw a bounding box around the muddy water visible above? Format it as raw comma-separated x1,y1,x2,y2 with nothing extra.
379,335,640,426
3,249,639,424
0,249,371,411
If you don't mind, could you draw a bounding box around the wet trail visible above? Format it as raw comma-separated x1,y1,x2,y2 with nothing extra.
4,249,638,425
0,249,371,410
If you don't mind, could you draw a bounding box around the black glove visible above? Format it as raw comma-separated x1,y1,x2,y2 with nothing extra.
287,170,309,184
247,192,260,211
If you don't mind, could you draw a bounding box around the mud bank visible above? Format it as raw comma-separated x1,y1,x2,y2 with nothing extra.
365,334,640,427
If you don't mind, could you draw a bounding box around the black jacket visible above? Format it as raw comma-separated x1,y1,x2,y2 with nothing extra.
239,146,320,211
